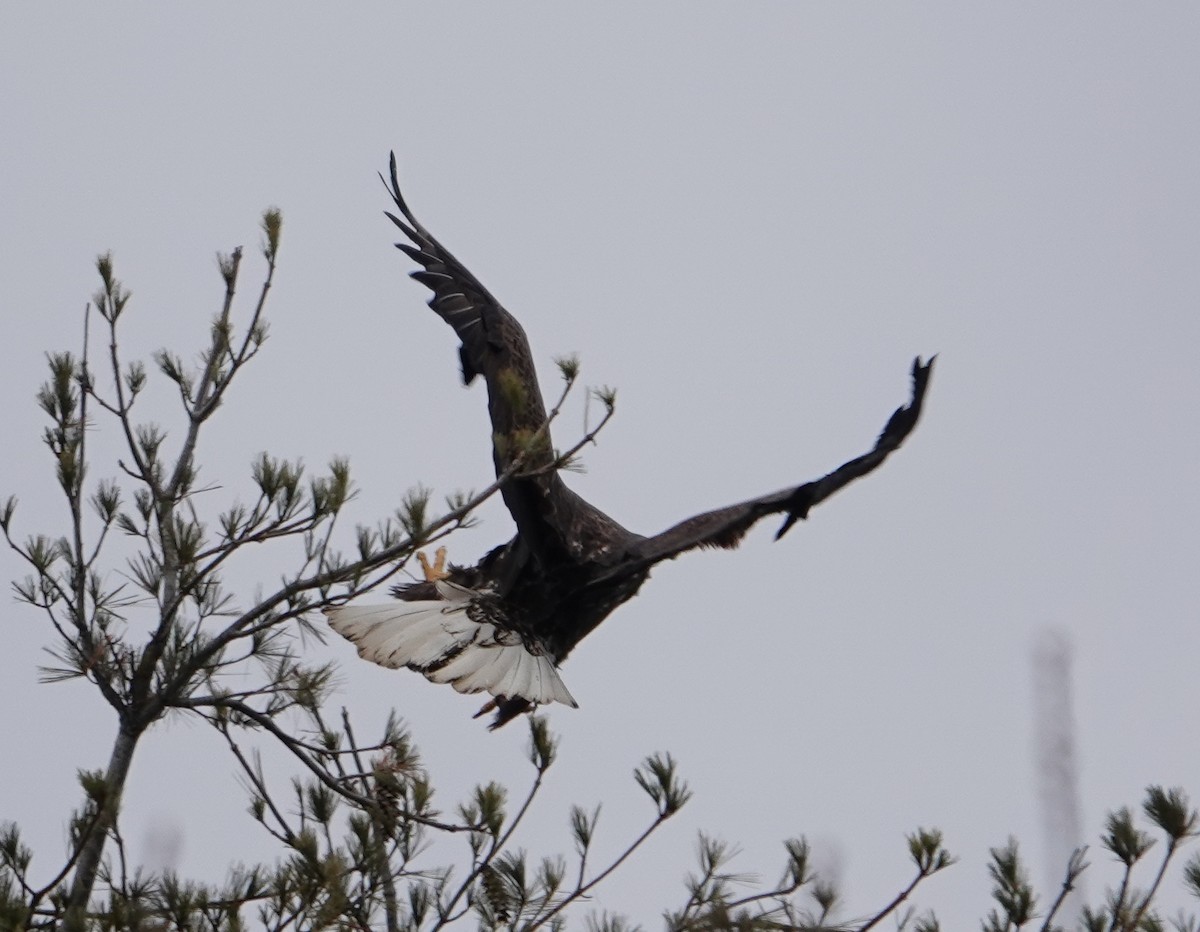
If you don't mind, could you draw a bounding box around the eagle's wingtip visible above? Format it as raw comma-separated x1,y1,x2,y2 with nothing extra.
910,355,936,407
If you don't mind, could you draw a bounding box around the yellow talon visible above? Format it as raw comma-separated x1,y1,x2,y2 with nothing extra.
417,546,449,582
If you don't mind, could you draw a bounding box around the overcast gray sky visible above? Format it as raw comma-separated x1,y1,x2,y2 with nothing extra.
2,4,1198,927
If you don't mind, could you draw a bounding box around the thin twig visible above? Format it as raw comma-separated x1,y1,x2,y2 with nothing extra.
434,756,550,929
859,866,935,932
1038,847,1087,932
340,708,402,932
1127,839,1178,932
530,814,671,929
182,696,474,833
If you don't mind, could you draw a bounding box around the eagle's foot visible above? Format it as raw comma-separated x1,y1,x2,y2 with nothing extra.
417,546,449,582
474,695,536,730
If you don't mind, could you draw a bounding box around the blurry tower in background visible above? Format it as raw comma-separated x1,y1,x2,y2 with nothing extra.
1032,628,1086,918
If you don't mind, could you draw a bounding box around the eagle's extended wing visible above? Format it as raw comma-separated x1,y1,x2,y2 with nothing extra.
382,154,550,466
624,357,934,568
385,155,616,563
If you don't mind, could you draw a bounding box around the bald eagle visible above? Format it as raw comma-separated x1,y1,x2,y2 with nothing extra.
326,154,934,729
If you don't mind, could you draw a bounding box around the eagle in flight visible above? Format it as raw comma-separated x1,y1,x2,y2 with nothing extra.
327,154,934,729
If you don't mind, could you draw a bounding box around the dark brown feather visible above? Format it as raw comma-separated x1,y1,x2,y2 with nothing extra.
610,356,934,572
379,154,934,729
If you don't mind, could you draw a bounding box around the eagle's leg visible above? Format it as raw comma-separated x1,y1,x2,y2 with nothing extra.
473,695,535,730
417,546,449,582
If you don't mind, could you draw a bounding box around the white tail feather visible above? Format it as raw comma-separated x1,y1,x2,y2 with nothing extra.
324,597,577,709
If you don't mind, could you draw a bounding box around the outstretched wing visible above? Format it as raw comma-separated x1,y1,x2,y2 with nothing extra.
625,357,934,568
382,153,550,465
383,155,629,563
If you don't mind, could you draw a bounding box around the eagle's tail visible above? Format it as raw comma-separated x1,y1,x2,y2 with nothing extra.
324,586,577,714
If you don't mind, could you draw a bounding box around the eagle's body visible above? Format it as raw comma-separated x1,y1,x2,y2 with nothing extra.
396,537,651,664
327,155,934,728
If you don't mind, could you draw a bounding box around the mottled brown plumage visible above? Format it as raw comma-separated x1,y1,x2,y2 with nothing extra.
350,154,934,728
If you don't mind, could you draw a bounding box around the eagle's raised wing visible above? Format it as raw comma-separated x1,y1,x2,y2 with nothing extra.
384,155,626,564
622,356,934,569
382,154,551,467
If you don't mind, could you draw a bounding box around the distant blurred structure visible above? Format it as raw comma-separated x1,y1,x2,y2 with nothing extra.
1032,628,1085,919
